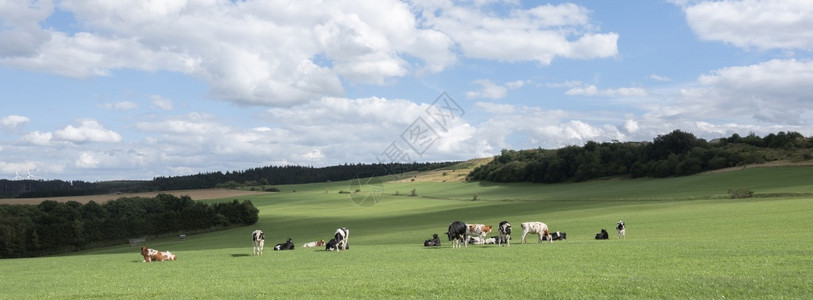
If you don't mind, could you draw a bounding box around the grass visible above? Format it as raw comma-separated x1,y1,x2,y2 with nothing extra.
1,166,813,299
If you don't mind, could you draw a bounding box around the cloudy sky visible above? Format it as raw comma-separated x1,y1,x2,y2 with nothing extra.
1,0,812,181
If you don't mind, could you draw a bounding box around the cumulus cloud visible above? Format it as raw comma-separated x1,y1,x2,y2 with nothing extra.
151,95,173,111
466,79,528,99
682,0,813,50
54,120,122,143
2,115,30,128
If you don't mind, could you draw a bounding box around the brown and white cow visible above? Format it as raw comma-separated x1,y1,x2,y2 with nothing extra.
466,223,493,244
141,246,177,262
303,240,325,248
520,222,553,244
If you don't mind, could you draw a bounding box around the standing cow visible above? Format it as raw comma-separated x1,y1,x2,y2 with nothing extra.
251,229,265,256
617,221,626,239
498,221,511,247
520,222,553,244
335,227,350,251
446,221,468,248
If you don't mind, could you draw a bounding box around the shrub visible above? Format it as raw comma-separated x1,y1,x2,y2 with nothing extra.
729,188,754,199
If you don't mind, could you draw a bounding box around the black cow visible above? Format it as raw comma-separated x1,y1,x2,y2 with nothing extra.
446,221,468,248
325,238,350,251
498,221,511,247
424,233,441,247
595,229,609,240
273,238,295,250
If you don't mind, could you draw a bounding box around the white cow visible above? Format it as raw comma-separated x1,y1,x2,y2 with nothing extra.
465,223,493,244
252,229,265,256
520,222,553,244
335,227,349,251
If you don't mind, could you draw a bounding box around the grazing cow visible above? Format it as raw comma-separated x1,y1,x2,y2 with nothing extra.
520,222,553,244
424,234,441,247
446,221,468,248
140,246,177,262
498,221,511,247
335,227,350,251
595,229,609,240
617,221,626,239
303,240,325,248
251,229,265,256
273,238,295,251
466,224,493,244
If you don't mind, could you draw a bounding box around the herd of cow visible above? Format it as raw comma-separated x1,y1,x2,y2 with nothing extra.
140,221,626,262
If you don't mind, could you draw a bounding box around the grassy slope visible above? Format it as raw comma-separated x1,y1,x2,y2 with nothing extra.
1,166,812,298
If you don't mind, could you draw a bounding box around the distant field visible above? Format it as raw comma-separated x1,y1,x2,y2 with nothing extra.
0,188,269,205
1,166,812,298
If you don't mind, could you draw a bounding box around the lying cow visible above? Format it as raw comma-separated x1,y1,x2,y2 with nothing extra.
521,221,553,244
325,238,350,251
483,236,509,245
140,246,177,262
466,223,493,244
467,236,484,245
543,231,567,241
273,238,295,251
424,234,441,247
303,240,325,248
446,221,468,248
595,229,609,240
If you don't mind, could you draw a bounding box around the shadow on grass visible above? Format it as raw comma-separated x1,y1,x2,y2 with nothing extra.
231,254,251,258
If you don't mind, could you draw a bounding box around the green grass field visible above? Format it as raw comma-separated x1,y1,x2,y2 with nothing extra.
1,166,812,299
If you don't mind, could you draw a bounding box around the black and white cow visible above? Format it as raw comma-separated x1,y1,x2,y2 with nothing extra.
273,238,294,251
335,227,349,251
498,221,511,247
547,231,567,241
616,221,626,239
325,238,350,251
446,221,468,248
424,233,441,247
251,229,265,256
595,229,609,240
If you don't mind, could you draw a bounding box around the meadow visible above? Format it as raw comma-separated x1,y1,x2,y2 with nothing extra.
1,166,812,299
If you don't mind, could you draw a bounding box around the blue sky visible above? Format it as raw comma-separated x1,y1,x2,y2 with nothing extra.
1,0,812,181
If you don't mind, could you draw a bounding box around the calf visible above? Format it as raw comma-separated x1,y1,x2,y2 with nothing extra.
273,238,295,251
467,236,484,245
466,223,493,244
520,222,553,244
325,238,350,251
446,221,468,248
251,229,265,256
595,229,609,240
335,227,350,251
498,221,511,247
303,240,325,248
548,231,567,241
424,234,441,247
140,246,177,262
617,221,626,239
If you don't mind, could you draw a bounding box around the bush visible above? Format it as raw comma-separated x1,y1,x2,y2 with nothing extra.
729,188,754,199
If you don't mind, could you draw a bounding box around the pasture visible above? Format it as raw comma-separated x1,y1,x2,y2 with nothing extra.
1,166,812,298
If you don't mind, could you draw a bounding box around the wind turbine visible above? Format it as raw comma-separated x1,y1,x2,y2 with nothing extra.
26,169,35,180
13,170,22,180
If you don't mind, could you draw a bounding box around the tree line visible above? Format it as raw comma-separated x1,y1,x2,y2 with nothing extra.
0,194,258,258
1,162,456,199
467,130,812,183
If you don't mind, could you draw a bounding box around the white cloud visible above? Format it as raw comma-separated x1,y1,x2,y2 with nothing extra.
21,131,53,146
466,80,507,99
54,119,122,143
151,95,173,111
2,115,30,128
683,0,813,50
649,74,671,82
565,84,648,97
102,101,139,110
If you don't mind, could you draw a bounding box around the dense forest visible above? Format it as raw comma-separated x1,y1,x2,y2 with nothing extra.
468,130,813,183
0,194,258,258
0,162,456,199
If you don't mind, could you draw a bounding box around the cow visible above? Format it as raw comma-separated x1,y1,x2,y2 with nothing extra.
140,246,177,262
520,222,553,244
595,229,609,240
617,221,626,239
498,221,511,247
446,221,468,248
273,238,295,251
335,227,349,251
543,231,567,241
466,223,493,244
251,229,265,256
325,238,350,251
303,240,325,248
424,234,441,247
467,236,484,245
